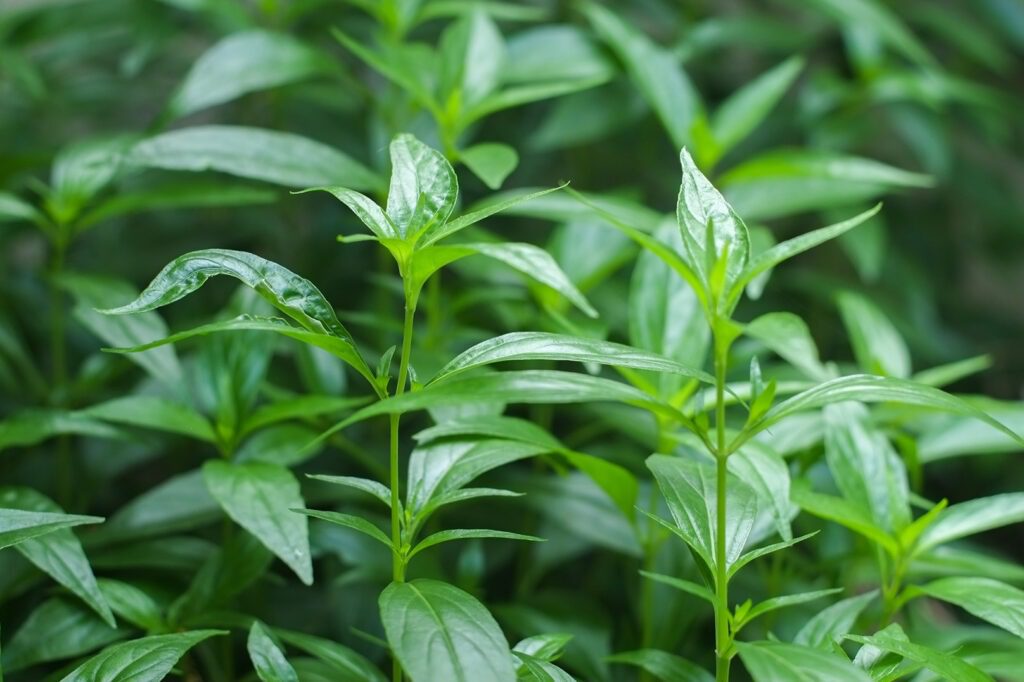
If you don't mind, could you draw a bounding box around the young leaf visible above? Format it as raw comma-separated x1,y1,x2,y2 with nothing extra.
0,509,103,551
274,629,387,682
512,633,573,662
846,623,991,682
296,187,398,239
308,475,392,508
729,443,794,541
736,640,872,682
127,126,381,191
248,621,299,682
297,509,393,550
419,184,565,247
638,570,715,604
380,579,517,682
387,133,458,239
431,332,714,384
168,30,332,119
917,577,1024,639
460,142,518,190
794,590,878,650
837,291,911,378
791,485,900,556
58,630,225,682
408,529,543,560
203,460,313,585
735,588,843,630
745,312,830,381
913,493,1024,555
608,649,713,682
438,9,505,110
1,487,114,627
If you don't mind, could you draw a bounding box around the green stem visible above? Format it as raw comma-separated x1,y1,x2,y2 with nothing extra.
388,297,416,682
50,237,71,507
713,336,731,682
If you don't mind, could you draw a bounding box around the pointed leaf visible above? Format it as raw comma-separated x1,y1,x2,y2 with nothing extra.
0,509,103,551
745,312,829,381
795,590,878,650
248,622,299,682
59,630,225,682
736,641,872,682
387,133,457,238
275,629,386,682
461,143,518,190
419,184,565,247
608,649,713,682
409,529,543,559
918,576,1024,639
837,291,911,378
846,623,991,682
296,187,397,239
297,509,393,550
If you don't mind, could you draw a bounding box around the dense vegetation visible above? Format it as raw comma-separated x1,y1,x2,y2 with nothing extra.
2,1,1023,680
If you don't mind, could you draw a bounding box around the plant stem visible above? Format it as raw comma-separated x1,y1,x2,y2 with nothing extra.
388,296,416,682
50,237,72,507
713,336,731,682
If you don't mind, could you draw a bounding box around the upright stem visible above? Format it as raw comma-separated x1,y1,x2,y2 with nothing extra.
713,335,731,682
388,296,416,682
50,237,71,507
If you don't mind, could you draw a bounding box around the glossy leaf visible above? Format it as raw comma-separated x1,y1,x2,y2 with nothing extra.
388,133,457,238
461,143,518,190
0,508,103,551
914,493,1024,554
419,184,565,247
380,579,516,682
918,577,1024,639
3,598,123,672
409,528,543,559
275,630,386,682
745,312,829,381
837,291,911,378
608,649,713,682
248,622,299,682
794,590,878,649
203,460,313,585
59,630,225,682
736,640,872,682
846,623,991,682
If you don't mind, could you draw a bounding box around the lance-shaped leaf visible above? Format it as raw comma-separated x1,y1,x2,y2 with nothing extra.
380,579,517,682
431,332,713,384
744,374,1024,447
735,588,843,631
791,484,899,556
409,529,543,560
59,630,225,682
388,133,458,238
297,509,393,550
512,633,573,662
916,577,1024,640
419,184,566,247
168,30,333,119
460,143,518,190
83,396,215,442
677,148,750,288
736,640,872,682
729,443,794,541
913,493,1024,555
609,649,713,682
846,623,990,682
745,312,830,381
438,9,505,110
96,579,163,632
837,291,911,378
647,454,760,575
0,508,103,551
3,598,123,672
248,622,299,682
128,125,381,191
297,187,398,239
1,487,113,627
274,630,386,681
795,590,878,650
203,460,313,585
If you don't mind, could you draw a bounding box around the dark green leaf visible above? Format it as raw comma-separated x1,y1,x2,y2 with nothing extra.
248,622,299,682
736,640,872,682
58,630,225,682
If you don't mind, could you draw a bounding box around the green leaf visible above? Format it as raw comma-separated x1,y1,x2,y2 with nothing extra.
90,470,218,543
515,654,576,682
914,493,1024,555
677,148,750,289
736,588,842,630
647,454,759,574
0,508,103,551
380,578,517,682
49,135,137,223
824,403,910,533
83,396,215,442
0,487,113,626
512,633,573,662
295,186,397,239
297,509,393,550
745,312,829,381
799,0,935,66
0,192,44,226
438,9,505,110
461,143,518,190
58,630,225,682
307,475,392,508
275,630,386,682
388,133,458,239
0,409,123,452
584,2,700,149
791,485,899,556
248,622,299,682
794,590,878,649
721,151,930,221
846,623,991,682
96,579,163,632
3,598,123,672
638,570,715,604
729,443,794,541
431,332,713,385
837,291,911,378
608,649,713,682
730,532,818,578
168,30,332,118
916,577,1024,640
504,24,613,85
736,640,872,682
748,374,1024,447
710,56,804,162
409,529,543,559
203,460,313,585
419,184,566,247
127,126,381,191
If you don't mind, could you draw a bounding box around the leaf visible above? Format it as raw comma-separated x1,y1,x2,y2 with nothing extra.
504,24,613,85
846,623,991,682
168,30,332,118
824,403,910,533
127,125,381,191
515,654,576,682
737,588,843,630
456,242,598,317
409,529,542,559
584,2,700,149
917,577,1024,640
96,579,163,632
647,454,760,573
721,151,930,221
203,460,313,585
295,186,397,239
297,509,393,549
638,570,715,604
677,148,750,289
275,630,386,682
730,532,818,578
0,192,44,226
49,135,137,222
0,508,103,551
3,598,123,672
608,649,713,682
0,409,124,452
512,633,573,662
419,184,566,247
0,487,114,626
729,443,794,541
913,493,1024,555
438,9,505,110
837,291,911,378
380,579,517,682
795,590,878,650
83,396,215,442
791,485,899,556
748,374,1024,447
248,622,299,682
461,143,518,190
710,56,804,163
387,133,458,239
91,469,218,543
59,630,225,682
745,312,829,381
799,0,934,66
307,475,392,508
432,332,713,384
106,314,376,388
736,640,872,682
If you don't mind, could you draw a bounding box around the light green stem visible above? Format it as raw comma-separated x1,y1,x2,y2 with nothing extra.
713,337,731,682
